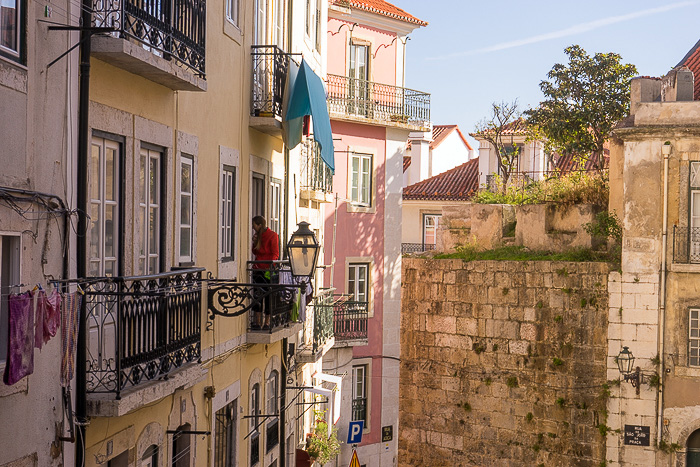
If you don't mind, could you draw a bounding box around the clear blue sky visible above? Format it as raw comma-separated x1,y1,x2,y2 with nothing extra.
395,0,700,147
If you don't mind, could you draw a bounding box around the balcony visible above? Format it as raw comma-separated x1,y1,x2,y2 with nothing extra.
326,74,430,130
300,138,334,203
84,269,203,415
673,226,700,264
333,296,368,347
298,288,335,363
91,0,206,91
352,398,367,423
401,243,436,255
250,45,290,136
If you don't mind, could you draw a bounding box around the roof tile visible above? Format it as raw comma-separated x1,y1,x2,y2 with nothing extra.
331,0,427,26
403,158,479,201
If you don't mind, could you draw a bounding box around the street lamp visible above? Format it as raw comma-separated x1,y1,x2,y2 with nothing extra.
287,221,320,278
616,346,646,395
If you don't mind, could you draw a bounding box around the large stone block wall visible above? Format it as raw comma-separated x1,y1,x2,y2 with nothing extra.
399,258,610,467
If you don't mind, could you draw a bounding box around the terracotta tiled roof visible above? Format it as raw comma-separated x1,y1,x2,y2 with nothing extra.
407,124,473,151
552,150,610,173
677,38,700,100
331,0,428,26
403,158,479,201
469,118,529,138
403,155,411,172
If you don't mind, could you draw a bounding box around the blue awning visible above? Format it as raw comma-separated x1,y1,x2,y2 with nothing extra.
284,59,335,173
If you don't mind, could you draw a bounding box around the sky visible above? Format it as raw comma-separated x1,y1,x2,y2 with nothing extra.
394,0,700,147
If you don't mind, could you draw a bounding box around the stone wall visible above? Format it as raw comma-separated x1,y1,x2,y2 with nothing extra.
399,258,610,467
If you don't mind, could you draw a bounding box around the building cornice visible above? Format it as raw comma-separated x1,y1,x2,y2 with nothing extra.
329,8,419,36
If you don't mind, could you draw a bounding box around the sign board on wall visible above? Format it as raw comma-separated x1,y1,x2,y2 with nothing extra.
382,425,393,442
624,425,650,446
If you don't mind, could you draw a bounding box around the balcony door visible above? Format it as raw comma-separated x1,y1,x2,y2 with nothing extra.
691,162,700,262
252,172,265,218
349,42,370,117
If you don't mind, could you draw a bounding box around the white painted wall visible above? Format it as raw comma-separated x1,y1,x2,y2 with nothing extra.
430,131,471,178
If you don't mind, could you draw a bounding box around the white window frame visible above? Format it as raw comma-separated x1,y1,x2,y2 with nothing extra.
349,152,372,207
225,0,239,27
351,362,370,431
345,257,374,317
273,0,284,49
269,178,281,248
266,370,278,418
691,308,700,367
423,214,440,246
211,379,241,467
178,154,194,265
139,146,162,275
221,165,236,262
218,146,240,278
0,0,21,60
89,136,121,277
254,0,267,45
0,233,21,364
347,263,369,304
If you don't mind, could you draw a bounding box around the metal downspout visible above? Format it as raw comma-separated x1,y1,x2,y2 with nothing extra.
658,142,671,445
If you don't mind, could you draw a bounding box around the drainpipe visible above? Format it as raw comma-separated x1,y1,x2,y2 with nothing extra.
75,0,92,462
280,337,288,467
658,141,671,443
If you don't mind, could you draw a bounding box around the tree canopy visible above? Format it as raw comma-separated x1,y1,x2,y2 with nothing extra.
473,100,523,189
526,45,637,169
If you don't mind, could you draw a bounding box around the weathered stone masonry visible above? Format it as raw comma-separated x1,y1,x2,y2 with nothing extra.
399,258,610,467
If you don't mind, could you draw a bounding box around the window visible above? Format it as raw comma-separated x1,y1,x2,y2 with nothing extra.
423,214,440,246
221,166,236,261
305,0,310,36
348,263,369,304
689,162,700,262
349,43,370,116
254,0,267,45
226,0,239,27
273,0,284,48
215,399,237,467
687,428,700,466
139,147,162,275
250,383,261,465
269,178,281,245
179,155,194,264
172,424,191,467
108,451,129,467
0,234,20,363
266,371,279,451
89,136,121,277
252,172,265,218
314,0,321,50
691,309,700,367
350,152,372,206
0,0,22,61
141,445,158,467
352,365,368,423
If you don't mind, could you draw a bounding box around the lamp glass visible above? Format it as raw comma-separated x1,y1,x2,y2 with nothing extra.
617,346,635,375
287,222,319,278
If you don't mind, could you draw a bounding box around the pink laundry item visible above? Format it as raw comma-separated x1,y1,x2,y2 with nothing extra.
44,289,62,340
4,292,35,386
34,290,47,350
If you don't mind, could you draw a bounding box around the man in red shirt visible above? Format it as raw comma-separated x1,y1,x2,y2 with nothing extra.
252,216,279,329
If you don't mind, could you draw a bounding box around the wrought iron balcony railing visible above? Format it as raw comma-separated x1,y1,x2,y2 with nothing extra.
673,226,700,263
311,288,335,353
326,74,430,128
250,431,260,465
266,419,279,452
251,45,290,119
333,297,368,341
401,243,436,254
84,268,203,397
352,397,367,423
93,0,206,75
300,138,333,195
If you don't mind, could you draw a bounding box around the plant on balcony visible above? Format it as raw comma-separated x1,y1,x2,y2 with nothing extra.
306,411,341,465
390,114,409,123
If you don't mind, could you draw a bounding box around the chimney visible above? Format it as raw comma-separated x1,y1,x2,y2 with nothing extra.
630,77,661,115
408,130,432,184
661,66,694,102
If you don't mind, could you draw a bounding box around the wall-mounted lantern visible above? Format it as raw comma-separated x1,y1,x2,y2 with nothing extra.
616,346,648,395
287,221,320,279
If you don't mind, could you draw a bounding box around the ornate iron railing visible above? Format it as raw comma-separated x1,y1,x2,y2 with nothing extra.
333,297,368,341
673,226,700,263
300,138,333,194
92,0,206,75
251,45,290,118
352,398,367,422
266,419,279,452
401,243,436,254
84,268,203,397
326,74,430,127
312,288,335,353
250,432,260,465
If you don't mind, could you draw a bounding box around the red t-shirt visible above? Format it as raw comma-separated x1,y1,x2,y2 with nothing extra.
252,228,280,268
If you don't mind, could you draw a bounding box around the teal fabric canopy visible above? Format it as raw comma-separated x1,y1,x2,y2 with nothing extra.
284,59,335,173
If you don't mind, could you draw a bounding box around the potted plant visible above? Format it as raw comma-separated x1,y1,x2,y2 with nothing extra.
305,411,341,465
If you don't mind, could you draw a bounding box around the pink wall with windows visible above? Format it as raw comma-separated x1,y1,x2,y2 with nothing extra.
326,17,399,86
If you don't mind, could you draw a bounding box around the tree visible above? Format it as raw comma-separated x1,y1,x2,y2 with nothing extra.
473,100,523,190
526,45,637,170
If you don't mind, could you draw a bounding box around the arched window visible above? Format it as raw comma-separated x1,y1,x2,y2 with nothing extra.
250,383,261,465
688,428,700,467
266,370,279,451
141,444,158,467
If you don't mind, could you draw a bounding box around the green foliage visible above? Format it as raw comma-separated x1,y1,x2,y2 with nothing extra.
506,376,519,388
473,343,486,355
306,412,341,464
554,315,563,323
657,439,681,454
556,268,569,277
584,211,622,243
462,402,472,412
562,287,572,295
472,171,609,207
580,298,587,307
648,373,661,389
435,244,609,263
555,397,566,407
552,357,564,367
526,45,638,169
525,412,534,422
651,354,661,366
536,300,544,309
502,287,510,295
597,424,612,437
484,377,493,386
492,344,499,352
473,101,523,189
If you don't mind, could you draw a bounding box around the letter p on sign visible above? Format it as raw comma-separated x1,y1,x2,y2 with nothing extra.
347,421,364,444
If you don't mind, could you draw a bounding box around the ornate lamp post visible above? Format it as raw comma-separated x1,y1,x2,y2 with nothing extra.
617,346,646,395
287,221,320,279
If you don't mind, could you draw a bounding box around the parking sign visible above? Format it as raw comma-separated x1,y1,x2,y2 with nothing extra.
347,420,364,444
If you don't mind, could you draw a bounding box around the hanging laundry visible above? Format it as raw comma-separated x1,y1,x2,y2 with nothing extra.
61,292,81,387
34,289,47,350
3,292,35,386
44,289,61,340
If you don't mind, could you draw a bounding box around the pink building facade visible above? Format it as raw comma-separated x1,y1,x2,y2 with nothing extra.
322,1,429,465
